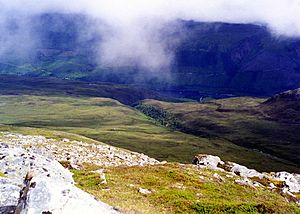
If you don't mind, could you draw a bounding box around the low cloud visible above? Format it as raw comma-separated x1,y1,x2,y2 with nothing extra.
1,0,300,70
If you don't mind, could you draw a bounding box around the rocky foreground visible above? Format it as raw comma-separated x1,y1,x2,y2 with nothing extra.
0,132,159,167
0,132,300,213
0,132,160,214
0,143,120,214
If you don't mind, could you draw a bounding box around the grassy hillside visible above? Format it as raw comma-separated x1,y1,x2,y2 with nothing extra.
137,96,300,169
0,95,299,173
72,162,300,214
1,128,299,213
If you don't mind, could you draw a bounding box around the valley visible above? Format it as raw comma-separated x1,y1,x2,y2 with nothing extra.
0,10,300,213
137,89,300,170
0,91,299,173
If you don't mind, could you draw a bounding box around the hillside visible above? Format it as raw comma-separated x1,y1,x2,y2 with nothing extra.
137,88,300,169
0,75,160,106
0,95,298,173
1,131,300,213
261,88,300,123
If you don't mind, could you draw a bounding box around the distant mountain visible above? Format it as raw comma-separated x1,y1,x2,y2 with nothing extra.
172,21,300,96
1,13,300,98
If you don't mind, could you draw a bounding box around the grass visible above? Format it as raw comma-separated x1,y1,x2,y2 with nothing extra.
138,98,300,172
71,163,300,214
0,95,298,173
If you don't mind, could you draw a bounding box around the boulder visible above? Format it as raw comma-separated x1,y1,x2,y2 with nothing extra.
226,162,264,179
192,154,224,170
0,144,119,214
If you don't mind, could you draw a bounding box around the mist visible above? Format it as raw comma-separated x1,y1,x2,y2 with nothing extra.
1,0,300,71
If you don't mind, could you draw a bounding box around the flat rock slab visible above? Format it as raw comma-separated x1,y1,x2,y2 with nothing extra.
0,143,119,214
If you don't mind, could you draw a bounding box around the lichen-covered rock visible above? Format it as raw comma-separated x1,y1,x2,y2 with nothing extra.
0,143,119,214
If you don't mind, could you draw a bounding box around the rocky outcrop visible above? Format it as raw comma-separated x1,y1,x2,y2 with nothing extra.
271,172,300,193
0,143,119,214
0,132,160,167
192,154,300,204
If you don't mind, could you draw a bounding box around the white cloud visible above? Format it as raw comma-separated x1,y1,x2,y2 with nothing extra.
1,0,300,70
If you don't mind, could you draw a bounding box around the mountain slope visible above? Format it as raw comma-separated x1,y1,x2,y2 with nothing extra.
261,88,300,123
137,88,300,168
1,13,300,98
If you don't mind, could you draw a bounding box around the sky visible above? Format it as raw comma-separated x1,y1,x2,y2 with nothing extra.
1,0,300,70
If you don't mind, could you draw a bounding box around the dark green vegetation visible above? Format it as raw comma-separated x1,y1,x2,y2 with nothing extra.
137,89,300,169
71,163,300,214
0,95,299,173
0,75,160,105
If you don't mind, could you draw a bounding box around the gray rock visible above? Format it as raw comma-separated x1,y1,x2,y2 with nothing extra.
0,132,160,167
271,172,300,193
0,145,119,214
192,154,224,170
138,188,152,195
226,162,264,179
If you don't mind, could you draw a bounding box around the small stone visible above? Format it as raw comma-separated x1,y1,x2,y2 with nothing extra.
213,173,224,182
138,188,152,195
235,178,256,189
199,175,205,180
196,193,205,198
